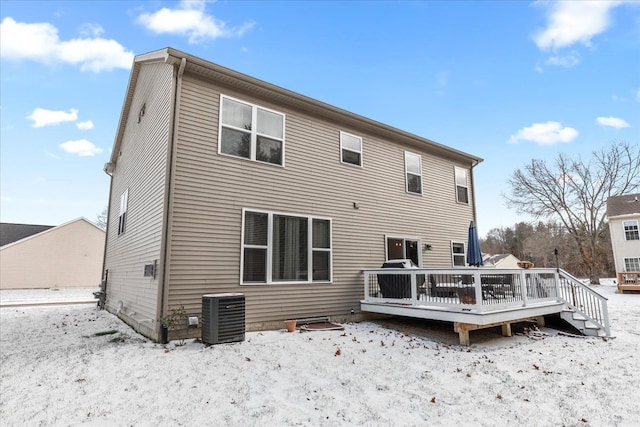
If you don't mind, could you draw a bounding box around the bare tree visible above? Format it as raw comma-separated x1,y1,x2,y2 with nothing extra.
96,207,108,230
505,142,640,283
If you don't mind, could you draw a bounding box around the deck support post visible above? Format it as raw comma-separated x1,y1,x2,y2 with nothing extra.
454,321,515,346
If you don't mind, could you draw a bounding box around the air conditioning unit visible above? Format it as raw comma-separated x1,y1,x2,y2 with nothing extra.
202,293,245,345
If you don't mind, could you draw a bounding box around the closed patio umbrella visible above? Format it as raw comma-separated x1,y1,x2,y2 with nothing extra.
466,220,483,267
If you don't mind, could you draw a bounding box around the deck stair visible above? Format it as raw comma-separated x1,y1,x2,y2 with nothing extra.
556,269,611,338
560,310,607,337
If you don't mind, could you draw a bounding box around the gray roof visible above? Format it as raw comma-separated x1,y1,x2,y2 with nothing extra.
606,193,640,218
0,223,54,247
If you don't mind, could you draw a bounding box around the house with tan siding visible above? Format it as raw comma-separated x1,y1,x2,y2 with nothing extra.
0,218,105,289
606,193,640,292
101,47,483,342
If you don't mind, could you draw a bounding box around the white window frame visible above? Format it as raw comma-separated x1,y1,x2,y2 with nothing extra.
385,235,422,266
455,166,469,204
340,131,363,167
404,151,423,195
240,208,333,285
623,220,639,241
624,257,640,272
218,94,286,166
451,241,466,267
118,188,128,236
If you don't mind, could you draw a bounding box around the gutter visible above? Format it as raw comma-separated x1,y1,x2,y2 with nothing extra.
157,57,187,343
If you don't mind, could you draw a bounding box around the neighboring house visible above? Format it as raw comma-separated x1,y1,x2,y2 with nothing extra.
0,218,105,289
482,253,522,269
606,193,640,291
0,223,54,247
101,47,483,342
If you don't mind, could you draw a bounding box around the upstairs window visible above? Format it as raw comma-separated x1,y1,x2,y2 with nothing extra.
118,189,128,236
452,242,465,267
340,131,363,166
404,152,422,194
219,96,285,166
623,220,639,241
241,209,332,284
455,166,469,204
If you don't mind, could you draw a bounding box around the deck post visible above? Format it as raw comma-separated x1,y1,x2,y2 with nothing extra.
410,271,417,305
501,323,512,337
473,271,483,312
520,271,529,307
364,272,369,300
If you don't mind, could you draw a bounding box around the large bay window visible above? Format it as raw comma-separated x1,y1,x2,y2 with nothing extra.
219,95,285,166
241,209,332,284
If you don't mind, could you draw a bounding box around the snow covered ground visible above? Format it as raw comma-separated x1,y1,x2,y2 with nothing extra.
1,284,638,426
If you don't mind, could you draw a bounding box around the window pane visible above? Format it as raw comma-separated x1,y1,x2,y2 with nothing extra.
342,149,361,166
313,251,330,281
341,133,361,152
405,240,419,266
244,212,268,245
624,258,640,271
243,248,266,282
256,136,283,165
220,127,250,158
453,255,466,267
455,167,467,186
452,243,464,254
312,219,330,248
272,215,308,281
407,174,422,194
257,108,283,138
405,153,421,174
222,98,252,130
457,185,469,204
387,238,404,260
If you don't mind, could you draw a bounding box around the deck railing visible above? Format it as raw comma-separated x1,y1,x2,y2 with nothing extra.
557,269,611,336
363,267,609,335
617,272,640,287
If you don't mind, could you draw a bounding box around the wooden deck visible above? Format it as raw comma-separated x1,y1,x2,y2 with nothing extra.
361,267,610,345
618,272,640,293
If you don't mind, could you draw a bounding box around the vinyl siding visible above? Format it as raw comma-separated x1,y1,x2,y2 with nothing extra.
608,216,640,274
103,62,174,338
166,73,475,327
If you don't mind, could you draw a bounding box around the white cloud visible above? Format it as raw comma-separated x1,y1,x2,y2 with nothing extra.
76,120,94,130
28,108,78,128
509,121,579,146
533,1,622,51
0,17,133,72
78,23,104,38
544,51,580,68
596,116,630,129
137,0,255,44
59,139,103,157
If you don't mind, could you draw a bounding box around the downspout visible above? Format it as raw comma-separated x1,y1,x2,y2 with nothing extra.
469,158,482,226
98,163,116,309
157,57,187,343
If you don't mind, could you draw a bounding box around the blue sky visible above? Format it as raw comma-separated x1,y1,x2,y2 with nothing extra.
1,0,638,237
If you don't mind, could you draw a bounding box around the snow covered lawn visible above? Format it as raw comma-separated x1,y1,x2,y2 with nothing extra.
1,285,638,426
